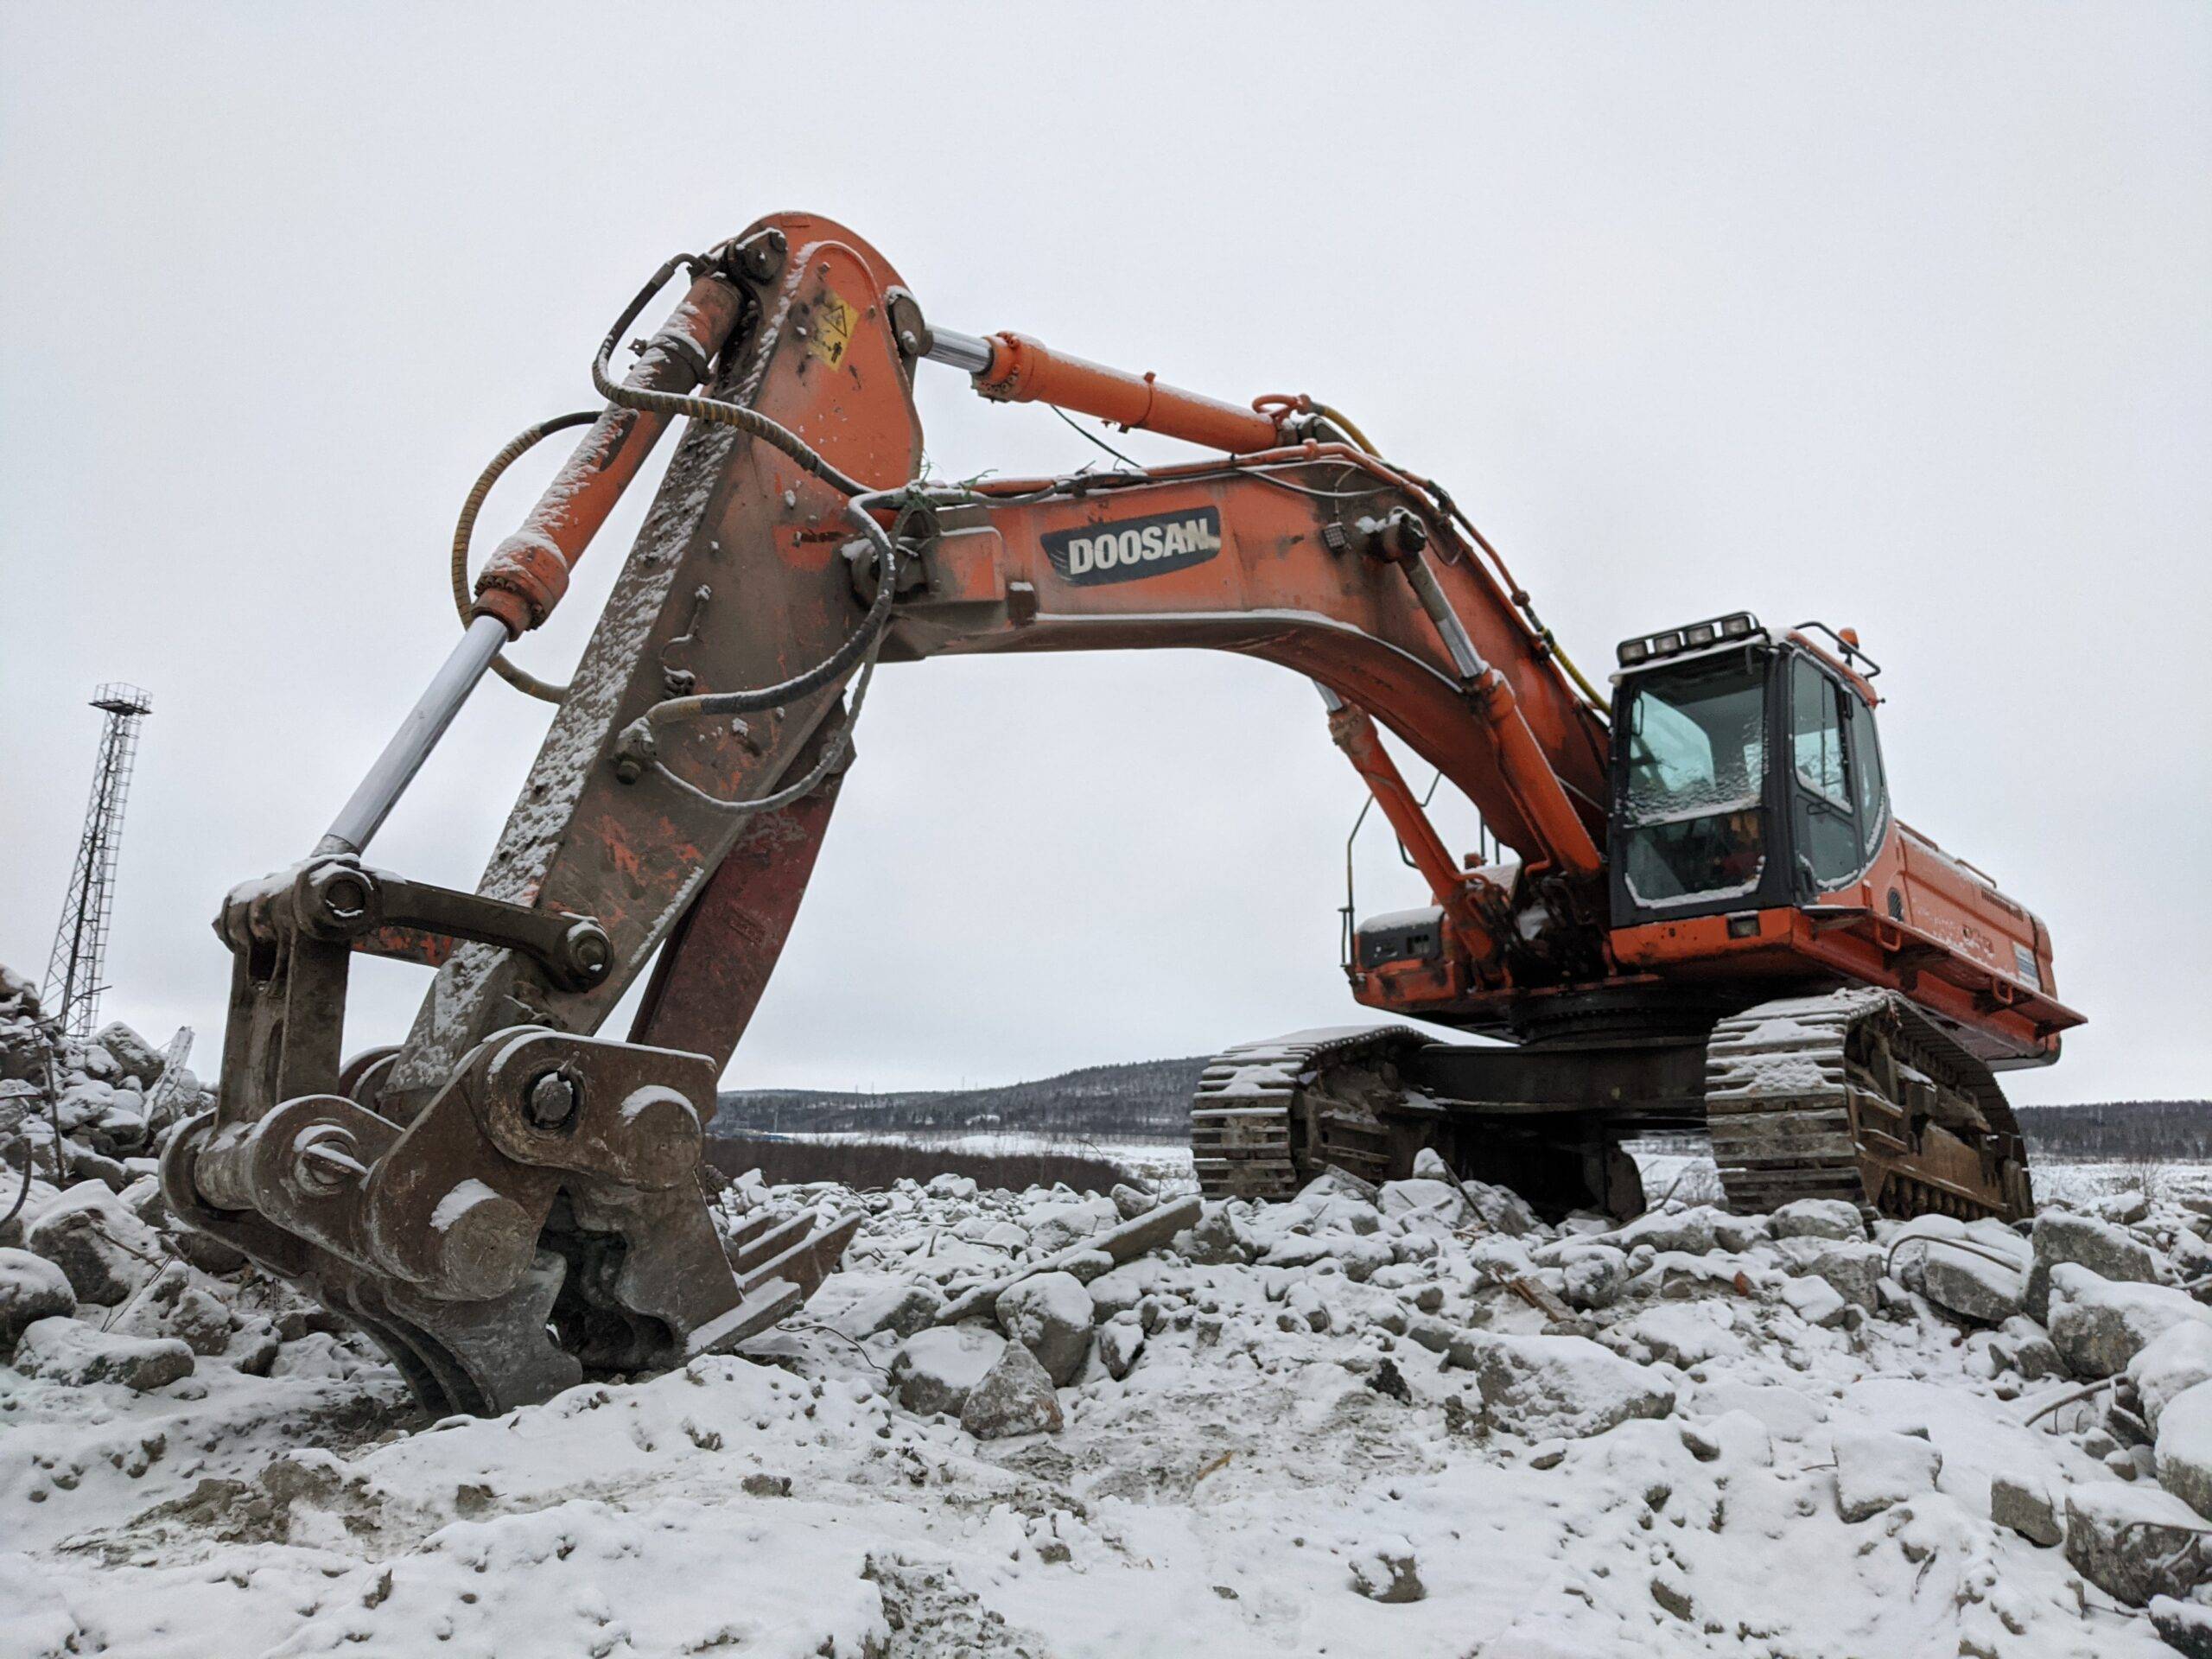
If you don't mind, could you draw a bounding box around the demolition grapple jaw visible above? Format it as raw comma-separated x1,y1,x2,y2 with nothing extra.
161,856,855,1418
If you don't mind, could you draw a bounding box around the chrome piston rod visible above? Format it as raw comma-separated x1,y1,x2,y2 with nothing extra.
315,613,509,857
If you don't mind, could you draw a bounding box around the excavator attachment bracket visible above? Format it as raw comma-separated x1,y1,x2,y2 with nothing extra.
163,856,856,1417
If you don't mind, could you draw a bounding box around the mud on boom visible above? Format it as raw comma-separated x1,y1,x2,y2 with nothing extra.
162,213,2082,1416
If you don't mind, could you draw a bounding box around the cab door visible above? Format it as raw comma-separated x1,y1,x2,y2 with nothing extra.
1783,652,1866,899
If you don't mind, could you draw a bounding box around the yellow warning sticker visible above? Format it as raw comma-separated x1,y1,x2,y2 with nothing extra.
809,288,858,368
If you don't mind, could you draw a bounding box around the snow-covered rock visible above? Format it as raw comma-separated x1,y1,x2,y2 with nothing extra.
994,1270,1093,1386
1174,1202,1253,1265
109,1260,234,1356
2048,1262,2212,1378
2028,1210,2165,1320
1557,1244,1626,1311
1921,1244,2027,1325
958,1340,1062,1440
1789,1240,1885,1312
890,1325,1004,1417
1990,1471,2063,1546
1097,1311,1144,1380
1610,1204,1719,1255
1109,1182,1154,1220
0,1246,75,1347
1456,1332,1675,1439
1347,1536,1424,1603
89,1021,164,1089
11,1316,194,1391
2158,1380,2212,1520
2132,1321,2212,1431
831,1280,944,1341
2152,1597,2212,1659
2065,1482,2212,1605
22,1179,160,1304
1780,1274,1853,1330
1771,1198,1866,1242
1833,1427,1942,1522
1023,1196,1117,1255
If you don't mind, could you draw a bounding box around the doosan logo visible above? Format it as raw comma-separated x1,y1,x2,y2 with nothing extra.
1043,507,1223,585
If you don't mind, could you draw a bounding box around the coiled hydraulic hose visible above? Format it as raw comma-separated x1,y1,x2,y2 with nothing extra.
592,252,872,499
451,411,599,702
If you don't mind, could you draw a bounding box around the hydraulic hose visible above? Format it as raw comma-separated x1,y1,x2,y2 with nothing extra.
639,492,906,728
593,253,872,499
620,490,915,814
451,412,599,702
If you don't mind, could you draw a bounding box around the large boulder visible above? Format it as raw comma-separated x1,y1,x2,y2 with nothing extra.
2065,1483,2212,1606
890,1326,1005,1418
2028,1211,2164,1322
11,1317,194,1391
1455,1332,1676,1440
2048,1264,2212,1379
1833,1427,1942,1522
0,1248,75,1347
22,1180,161,1304
959,1340,1063,1440
995,1271,1093,1387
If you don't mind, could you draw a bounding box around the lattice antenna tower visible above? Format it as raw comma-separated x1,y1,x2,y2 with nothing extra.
44,683,153,1039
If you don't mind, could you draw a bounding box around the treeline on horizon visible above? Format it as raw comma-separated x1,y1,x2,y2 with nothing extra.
716,1061,2210,1163
714,1056,1208,1141
2013,1100,2212,1160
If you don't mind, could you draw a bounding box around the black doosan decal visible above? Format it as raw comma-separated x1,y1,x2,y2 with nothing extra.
1042,507,1223,586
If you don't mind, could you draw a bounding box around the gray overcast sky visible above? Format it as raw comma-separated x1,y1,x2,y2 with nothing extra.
3,3,2205,1106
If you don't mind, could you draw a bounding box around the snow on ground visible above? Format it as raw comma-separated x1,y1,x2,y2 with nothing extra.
6,978,2208,1657
7,1152,2206,1658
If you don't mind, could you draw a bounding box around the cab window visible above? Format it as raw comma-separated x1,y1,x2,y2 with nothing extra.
1847,695,1888,857
1790,656,1860,887
1618,661,1769,906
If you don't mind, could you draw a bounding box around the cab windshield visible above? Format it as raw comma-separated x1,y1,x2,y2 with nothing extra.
1618,658,1769,907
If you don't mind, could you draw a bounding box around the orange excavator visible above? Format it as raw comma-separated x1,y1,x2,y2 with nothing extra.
162,213,2082,1415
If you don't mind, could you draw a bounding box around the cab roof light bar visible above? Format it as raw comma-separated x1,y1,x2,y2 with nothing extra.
1616,611,1760,668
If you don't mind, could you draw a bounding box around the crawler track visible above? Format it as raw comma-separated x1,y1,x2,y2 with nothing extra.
1196,992,2036,1223
1707,989,2034,1221
1190,1027,1429,1200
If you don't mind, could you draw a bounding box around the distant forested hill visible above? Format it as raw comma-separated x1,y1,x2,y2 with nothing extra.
716,1061,2209,1161
714,1056,1209,1141
2015,1101,2212,1160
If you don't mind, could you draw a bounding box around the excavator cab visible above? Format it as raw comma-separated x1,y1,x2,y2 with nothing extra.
1606,613,1890,928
